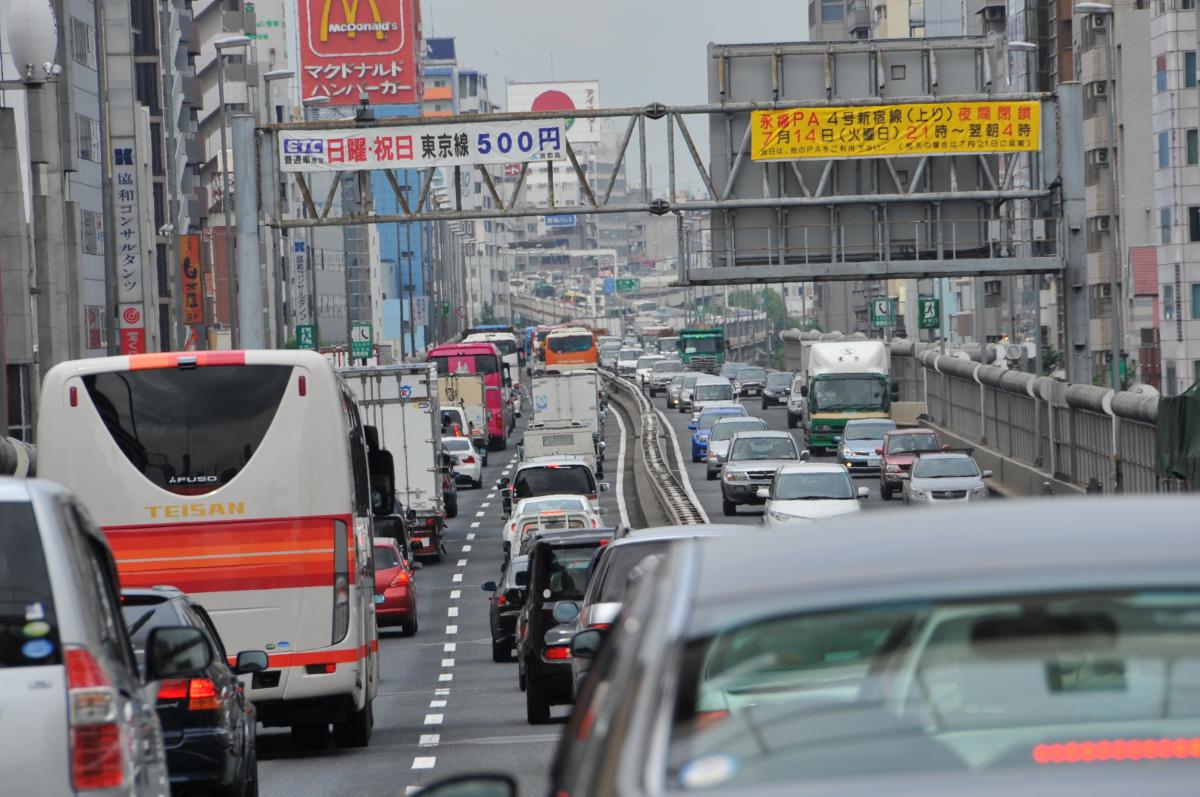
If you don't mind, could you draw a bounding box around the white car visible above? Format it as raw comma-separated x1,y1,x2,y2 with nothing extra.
760,462,868,527
615,348,644,377
501,494,599,557
442,436,483,488
634,354,666,389
689,375,737,421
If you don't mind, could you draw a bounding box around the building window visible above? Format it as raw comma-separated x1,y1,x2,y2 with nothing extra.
76,114,100,162
1191,206,1200,242
1162,208,1172,244
1166,362,1177,396
821,0,844,21
1189,129,1199,165
1186,0,1197,9
1188,52,1198,89
71,17,97,70
1156,55,1168,92
84,305,106,350
1192,284,1200,319
1159,132,1170,169
1164,284,1176,320
81,209,104,255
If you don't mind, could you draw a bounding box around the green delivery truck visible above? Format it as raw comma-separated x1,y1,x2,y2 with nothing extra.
677,328,725,374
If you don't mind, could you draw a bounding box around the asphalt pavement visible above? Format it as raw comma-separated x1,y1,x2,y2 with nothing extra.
258,408,627,797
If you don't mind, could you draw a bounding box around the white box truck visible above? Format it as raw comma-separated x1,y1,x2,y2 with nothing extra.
518,420,602,477
342,363,447,560
438,374,489,453
530,370,605,434
800,341,896,454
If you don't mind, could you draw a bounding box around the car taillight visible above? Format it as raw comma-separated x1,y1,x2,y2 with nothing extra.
497,593,507,607
66,646,125,791
590,517,598,528
187,678,222,711
543,646,571,661
462,455,476,464
156,679,189,700
389,570,411,588
590,623,611,630
333,520,350,643
694,709,730,732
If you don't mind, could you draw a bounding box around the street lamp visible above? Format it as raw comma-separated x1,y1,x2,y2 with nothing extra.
298,95,330,347
1075,3,1121,391
214,35,251,348
261,70,294,348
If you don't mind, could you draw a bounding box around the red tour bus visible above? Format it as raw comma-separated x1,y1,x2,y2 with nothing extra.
427,342,511,450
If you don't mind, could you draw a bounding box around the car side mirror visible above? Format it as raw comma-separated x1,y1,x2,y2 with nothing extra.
571,628,604,660
234,650,269,675
982,469,994,479
481,580,497,593
800,450,811,462
857,486,870,499
687,422,697,430
598,441,606,450
499,477,511,487
552,601,580,624
599,483,610,492
875,447,884,455
402,774,517,797
800,385,809,397
144,626,213,682
755,486,770,499
941,444,951,452
515,570,529,587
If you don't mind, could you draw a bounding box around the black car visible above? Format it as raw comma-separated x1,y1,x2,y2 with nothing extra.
441,451,459,518
482,555,528,662
517,529,614,724
760,370,795,408
121,587,267,796
732,366,768,397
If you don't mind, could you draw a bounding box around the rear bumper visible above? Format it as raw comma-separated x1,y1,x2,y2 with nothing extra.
377,589,415,625
253,692,360,727
526,658,574,704
164,726,241,788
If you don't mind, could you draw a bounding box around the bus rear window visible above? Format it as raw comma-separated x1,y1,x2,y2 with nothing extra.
547,335,594,354
0,503,62,668
83,365,293,496
431,355,500,376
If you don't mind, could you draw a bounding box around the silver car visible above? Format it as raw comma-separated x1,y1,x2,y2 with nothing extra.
705,416,768,480
646,359,685,396
676,373,702,413
0,479,211,796
904,451,992,504
719,430,804,515
838,418,896,473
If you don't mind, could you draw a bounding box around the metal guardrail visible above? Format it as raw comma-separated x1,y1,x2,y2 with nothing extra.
600,372,705,524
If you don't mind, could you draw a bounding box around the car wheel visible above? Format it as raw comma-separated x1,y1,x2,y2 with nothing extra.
291,722,331,753
706,469,716,481
787,414,797,429
492,637,513,663
445,499,458,519
692,452,701,463
722,499,737,516
332,699,374,748
400,619,417,637
526,687,551,725
881,483,893,501
235,735,259,797
761,401,768,410
472,478,482,489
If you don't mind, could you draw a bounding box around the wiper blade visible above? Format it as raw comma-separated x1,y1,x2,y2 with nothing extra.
125,609,157,638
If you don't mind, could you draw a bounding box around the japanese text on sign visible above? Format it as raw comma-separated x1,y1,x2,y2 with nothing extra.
750,101,1041,161
180,234,203,325
278,119,568,173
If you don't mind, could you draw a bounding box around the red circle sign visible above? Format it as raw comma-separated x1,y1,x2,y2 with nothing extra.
122,306,141,326
530,90,575,113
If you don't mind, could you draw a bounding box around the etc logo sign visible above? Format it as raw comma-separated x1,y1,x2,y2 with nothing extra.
308,0,405,56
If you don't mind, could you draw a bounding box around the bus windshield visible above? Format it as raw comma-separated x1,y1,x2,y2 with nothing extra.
547,334,595,354
83,366,293,496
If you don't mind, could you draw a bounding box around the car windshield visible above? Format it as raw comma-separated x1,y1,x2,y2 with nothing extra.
730,437,798,460
373,545,401,570
887,434,941,454
670,375,687,387
669,590,1200,785
443,438,472,452
594,542,671,602
710,419,767,441
699,411,744,431
513,466,596,499
653,360,684,373
720,364,746,378
682,375,701,388
774,471,854,499
810,375,888,412
519,497,588,515
736,368,766,381
913,457,980,478
695,384,734,402
619,349,642,360
637,357,663,369
844,422,896,441
766,373,793,388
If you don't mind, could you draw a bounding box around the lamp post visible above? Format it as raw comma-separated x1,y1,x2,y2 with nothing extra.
1076,3,1122,391
262,69,294,347
214,35,251,348
300,95,329,346
1007,41,1038,360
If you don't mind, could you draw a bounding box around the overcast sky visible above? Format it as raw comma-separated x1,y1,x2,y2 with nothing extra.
418,0,810,192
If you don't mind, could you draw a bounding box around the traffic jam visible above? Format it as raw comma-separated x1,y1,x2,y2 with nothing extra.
5,320,1197,797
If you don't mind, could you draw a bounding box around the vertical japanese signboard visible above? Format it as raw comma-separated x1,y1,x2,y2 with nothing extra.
298,0,421,106
112,138,145,354
181,234,204,324
412,295,429,326
292,240,311,324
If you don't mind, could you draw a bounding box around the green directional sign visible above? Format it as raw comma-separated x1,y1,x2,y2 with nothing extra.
351,322,373,359
296,324,317,350
616,278,640,293
441,301,451,316
918,297,941,331
870,297,893,328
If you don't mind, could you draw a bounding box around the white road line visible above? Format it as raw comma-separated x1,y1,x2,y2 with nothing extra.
457,559,468,567
462,544,472,553
424,713,444,725
447,606,459,617
452,573,463,583
435,688,450,696
466,533,476,540
654,405,711,522
486,493,496,499
611,403,631,529
474,511,485,517
419,733,440,746
446,624,458,634
449,589,461,599
412,756,436,770
443,642,457,652
480,502,490,508
430,700,447,708
441,658,456,667
438,673,453,682
470,521,480,528
406,786,423,795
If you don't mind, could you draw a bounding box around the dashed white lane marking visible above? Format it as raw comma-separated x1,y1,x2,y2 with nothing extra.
412,756,436,770
443,642,457,652
435,688,450,696
486,493,496,499
447,606,459,617
424,713,444,725
462,545,472,553
466,533,476,540
438,673,453,682
452,573,463,583
457,559,468,567
441,658,456,667
430,700,447,708
419,734,440,746
449,589,461,599
406,786,423,794
470,521,481,528
480,502,491,508
474,511,485,517
446,624,458,634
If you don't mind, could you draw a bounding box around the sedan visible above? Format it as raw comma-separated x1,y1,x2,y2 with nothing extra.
646,359,685,396
665,373,690,408
732,366,767,397
760,371,795,408
374,539,418,635
838,418,896,473
760,462,868,526
904,451,992,505
483,555,528,662
443,435,483,488
705,416,768,480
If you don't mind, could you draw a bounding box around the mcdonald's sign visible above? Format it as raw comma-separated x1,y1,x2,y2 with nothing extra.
299,0,420,106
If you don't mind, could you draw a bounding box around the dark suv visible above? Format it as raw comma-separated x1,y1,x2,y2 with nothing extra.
516,529,614,724
483,555,528,662
121,587,267,796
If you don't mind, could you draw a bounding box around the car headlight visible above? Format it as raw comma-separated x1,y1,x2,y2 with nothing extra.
970,486,988,498
767,510,802,523
841,446,854,458
909,487,928,498
725,471,748,481
886,464,901,472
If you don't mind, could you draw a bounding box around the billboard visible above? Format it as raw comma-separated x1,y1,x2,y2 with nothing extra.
298,0,421,106
507,81,600,143
180,234,204,324
278,118,568,173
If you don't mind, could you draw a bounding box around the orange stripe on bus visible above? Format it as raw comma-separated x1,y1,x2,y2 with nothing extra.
226,642,374,670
